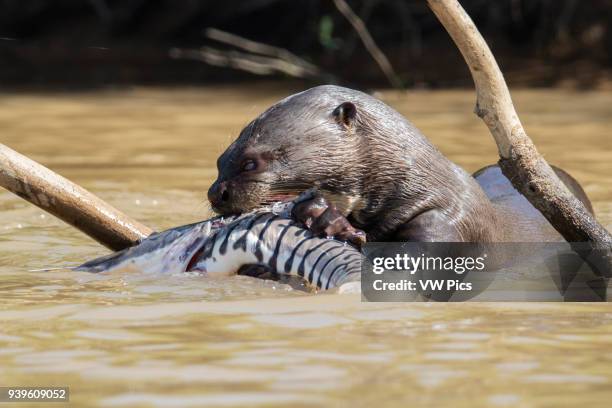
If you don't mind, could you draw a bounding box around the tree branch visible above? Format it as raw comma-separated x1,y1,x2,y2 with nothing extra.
205,28,321,76
426,0,611,272
170,28,327,81
333,0,403,88
0,143,153,251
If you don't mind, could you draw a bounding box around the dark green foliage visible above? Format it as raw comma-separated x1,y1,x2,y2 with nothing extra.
0,0,609,88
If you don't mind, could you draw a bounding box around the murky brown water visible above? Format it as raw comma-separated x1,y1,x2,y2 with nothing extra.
1,84,611,407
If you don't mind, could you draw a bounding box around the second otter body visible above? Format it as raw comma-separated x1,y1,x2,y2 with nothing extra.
208,85,592,243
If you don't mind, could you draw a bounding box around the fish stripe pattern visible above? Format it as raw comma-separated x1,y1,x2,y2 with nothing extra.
77,208,361,291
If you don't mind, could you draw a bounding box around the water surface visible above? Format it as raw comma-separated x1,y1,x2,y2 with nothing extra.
1,85,611,407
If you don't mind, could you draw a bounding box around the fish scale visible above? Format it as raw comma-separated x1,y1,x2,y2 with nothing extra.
77,205,361,292
191,214,361,290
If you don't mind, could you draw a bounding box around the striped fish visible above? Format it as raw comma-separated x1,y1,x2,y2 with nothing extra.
77,203,361,292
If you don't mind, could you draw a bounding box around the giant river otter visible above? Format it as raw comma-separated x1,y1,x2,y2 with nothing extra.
208,85,593,244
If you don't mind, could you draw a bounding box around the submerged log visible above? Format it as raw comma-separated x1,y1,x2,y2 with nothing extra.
0,143,153,251
426,0,612,274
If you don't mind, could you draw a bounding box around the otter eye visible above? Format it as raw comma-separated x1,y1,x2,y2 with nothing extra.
241,159,257,172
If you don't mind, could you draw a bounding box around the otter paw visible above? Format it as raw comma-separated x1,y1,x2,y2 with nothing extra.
291,195,366,247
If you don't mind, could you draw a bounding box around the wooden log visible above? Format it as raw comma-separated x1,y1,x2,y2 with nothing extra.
426,0,611,273
0,143,153,251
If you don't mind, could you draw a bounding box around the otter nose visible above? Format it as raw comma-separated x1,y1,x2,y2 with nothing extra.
208,181,231,212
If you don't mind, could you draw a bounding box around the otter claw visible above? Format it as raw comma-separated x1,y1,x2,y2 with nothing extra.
292,194,367,248
337,229,367,247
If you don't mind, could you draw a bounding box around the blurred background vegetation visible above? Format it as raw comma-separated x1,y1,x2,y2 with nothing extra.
0,0,610,89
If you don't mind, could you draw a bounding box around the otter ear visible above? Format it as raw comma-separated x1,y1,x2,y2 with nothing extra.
332,102,357,128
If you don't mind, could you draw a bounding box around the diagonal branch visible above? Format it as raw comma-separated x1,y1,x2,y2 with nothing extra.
426,0,611,272
171,28,327,81
170,46,322,80
333,0,402,88
205,28,321,75
0,143,153,251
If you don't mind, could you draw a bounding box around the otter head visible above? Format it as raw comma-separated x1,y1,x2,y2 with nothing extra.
208,85,367,215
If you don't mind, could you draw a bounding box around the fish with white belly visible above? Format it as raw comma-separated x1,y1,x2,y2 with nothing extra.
76,199,362,292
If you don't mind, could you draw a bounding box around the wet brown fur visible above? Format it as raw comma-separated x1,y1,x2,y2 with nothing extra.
209,85,593,243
